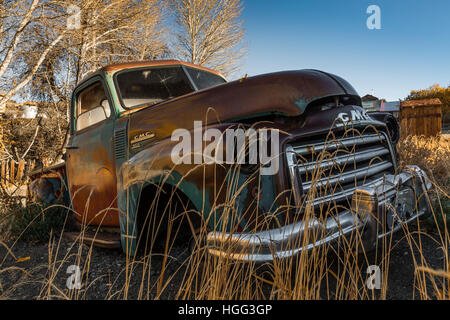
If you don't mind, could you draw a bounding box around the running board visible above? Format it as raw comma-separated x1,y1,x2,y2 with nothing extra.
63,231,121,249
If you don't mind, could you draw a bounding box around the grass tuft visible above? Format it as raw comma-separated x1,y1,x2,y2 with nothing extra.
2,200,67,242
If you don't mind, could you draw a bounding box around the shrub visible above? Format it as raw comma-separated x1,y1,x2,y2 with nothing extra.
4,200,67,242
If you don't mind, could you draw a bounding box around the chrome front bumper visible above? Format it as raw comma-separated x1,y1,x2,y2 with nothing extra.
206,166,433,263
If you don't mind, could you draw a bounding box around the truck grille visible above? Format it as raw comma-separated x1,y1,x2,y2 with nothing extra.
286,130,395,213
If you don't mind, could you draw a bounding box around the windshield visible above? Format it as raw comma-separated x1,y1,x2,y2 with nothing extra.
185,67,226,90
115,67,194,109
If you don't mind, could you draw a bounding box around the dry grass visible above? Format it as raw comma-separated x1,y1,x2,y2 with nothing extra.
0,133,449,300
396,135,449,299
398,135,450,194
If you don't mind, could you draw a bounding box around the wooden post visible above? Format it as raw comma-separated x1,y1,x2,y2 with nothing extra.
1,161,5,187
10,160,15,185
17,159,25,181
5,160,9,187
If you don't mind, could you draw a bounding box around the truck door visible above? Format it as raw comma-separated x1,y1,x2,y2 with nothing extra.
66,77,119,227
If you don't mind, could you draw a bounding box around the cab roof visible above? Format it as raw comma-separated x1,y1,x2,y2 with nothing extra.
102,60,224,77
79,60,225,85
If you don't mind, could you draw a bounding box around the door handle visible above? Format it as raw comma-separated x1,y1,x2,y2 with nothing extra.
66,145,79,150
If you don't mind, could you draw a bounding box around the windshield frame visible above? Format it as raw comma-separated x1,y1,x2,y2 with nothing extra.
182,65,227,91
112,65,225,111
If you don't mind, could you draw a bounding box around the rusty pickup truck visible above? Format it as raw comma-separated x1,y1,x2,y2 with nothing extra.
30,60,432,262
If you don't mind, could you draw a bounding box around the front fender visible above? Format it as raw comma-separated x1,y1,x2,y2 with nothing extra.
117,123,277,255
368,112,400,145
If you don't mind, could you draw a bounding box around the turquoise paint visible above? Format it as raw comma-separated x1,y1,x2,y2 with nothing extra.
259,174,278,212
225,170,281,232
226,170,249,232
161,170,213,218
118,168,216,255
104,72,125,115
294,98,309,113
119,187,138,255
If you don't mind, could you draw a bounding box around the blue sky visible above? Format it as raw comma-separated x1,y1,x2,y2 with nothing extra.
240,0,450,101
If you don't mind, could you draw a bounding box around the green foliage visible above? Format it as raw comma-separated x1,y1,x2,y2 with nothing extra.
6,200,67,242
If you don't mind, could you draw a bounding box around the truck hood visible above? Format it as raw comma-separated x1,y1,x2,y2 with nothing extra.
128,69,361,141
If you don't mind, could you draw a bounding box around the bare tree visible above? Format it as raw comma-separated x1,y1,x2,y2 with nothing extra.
0,0,168,165
68,0,168,82
168,0,246,77
0,0,68,110
0,0,247,166
0,0,168,108
29,0,168,102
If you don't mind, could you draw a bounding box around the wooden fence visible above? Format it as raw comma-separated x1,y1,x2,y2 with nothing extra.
400,98,443,137
0,159,35,189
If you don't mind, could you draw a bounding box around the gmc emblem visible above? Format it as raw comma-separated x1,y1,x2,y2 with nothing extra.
337,109,371,123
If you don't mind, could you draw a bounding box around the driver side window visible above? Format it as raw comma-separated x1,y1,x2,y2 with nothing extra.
76,81,111,131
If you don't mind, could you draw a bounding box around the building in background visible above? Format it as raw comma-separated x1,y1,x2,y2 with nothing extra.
361,94,381,112
20,102,39,119
361,94,400,119
380,101,400,119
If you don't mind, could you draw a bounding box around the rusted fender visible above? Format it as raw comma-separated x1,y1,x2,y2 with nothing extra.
118,123,237,215
117,123,235,255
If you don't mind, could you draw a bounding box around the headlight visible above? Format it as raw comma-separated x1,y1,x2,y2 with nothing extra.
352,188,378,222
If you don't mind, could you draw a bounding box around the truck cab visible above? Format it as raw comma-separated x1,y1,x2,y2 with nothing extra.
65,61,226,230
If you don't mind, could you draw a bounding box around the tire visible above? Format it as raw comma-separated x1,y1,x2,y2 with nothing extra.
136,185,204,258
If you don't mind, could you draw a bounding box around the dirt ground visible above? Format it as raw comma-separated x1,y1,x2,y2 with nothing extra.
0,221,448,300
